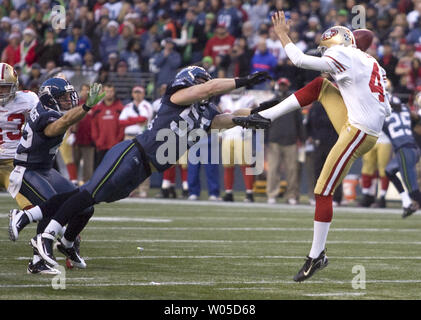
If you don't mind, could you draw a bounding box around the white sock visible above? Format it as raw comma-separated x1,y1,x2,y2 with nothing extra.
182,181,188,190
61,236,74,248
32,255,41,264
43,219,63,238
401,191,412,208
162,179,171,189
225,189,232,193
58,226,66,238
309,221,331,258
259,94,300,121
26,206,43,222
379,189,387,197
362,188,370,195
246,189,253,194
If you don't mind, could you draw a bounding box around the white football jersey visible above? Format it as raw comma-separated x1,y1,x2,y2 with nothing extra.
219,94,256,139
323,45,391,136
120,99,154,136
0,91,38,159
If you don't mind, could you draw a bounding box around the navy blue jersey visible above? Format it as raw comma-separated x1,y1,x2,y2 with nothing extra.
14,103,64,169
136,85,220,171
383,105,418,151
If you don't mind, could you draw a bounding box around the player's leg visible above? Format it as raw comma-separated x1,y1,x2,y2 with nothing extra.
359,145,377,207
240,136,254,202
161,167,176,198
222,138,235,201
266,142,282,204
396,148,421,217
38,140,151,265
294,123,377,282
260,77,348,135
385,156,414,215
374,143,393,207
178,151,189,198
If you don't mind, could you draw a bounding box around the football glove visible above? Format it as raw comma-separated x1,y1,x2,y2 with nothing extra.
85,83,105,109
235,71,272,89
251,97,282,114
232,113,271,129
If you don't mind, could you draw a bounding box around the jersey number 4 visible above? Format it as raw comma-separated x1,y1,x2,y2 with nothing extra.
0,114,25,144
369,63,385,102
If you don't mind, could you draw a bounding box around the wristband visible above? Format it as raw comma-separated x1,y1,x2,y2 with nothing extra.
235,77,248,89
82,104,91,112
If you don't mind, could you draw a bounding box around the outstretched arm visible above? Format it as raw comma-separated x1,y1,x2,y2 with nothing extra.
272,11,334,73
44,83,105,137
170,72,271,106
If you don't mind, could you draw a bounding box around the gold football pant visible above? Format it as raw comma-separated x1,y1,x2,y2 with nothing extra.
361,143,392,177
314,122,378,195
0,159,32,209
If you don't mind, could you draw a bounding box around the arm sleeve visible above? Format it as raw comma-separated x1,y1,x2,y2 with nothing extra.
284,43,334,73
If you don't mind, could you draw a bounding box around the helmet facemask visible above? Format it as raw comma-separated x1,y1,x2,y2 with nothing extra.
0,82,18,105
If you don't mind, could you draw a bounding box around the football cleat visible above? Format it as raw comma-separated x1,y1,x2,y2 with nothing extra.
402,202,419,219
169,186,177,199
8,209,30,241
27,259,61,275
371,196,386,208
359,194,375,207
293,249,328,282
57,237,86,269
65,234,81,269
244,193,254,203
223,193,234,202
35,233,58,267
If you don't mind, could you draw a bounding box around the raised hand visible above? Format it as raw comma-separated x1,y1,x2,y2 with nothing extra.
85,83,105,109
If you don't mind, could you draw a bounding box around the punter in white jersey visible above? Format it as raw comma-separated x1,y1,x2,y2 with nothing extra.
219,88,257,202
259,12,391,282
0,63,37,210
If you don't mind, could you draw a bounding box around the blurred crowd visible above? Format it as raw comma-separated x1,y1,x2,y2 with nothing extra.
2,0,421,205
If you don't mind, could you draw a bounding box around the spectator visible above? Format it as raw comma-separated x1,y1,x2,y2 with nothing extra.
16,28,37,73
249,0,269,31
1,33,20,67
120,38,141,72
140,23,160,71
104,0,124,21
108,59,140,104
228,37,253,77
408,58,421,90
266,26,287,63
203,22,235,62
82,51,102,84
187,136,220,201
266,81,305,205
99,20,121,63
119,86,153,198
62,41,83,68
62,21,92,58
379,42,399,87
36,29,62,68
217,0,242,37
203,12,216,40
91,83,125,168
250,37,277,87
219,89,257,202
151,38,181,87
201,56,217,78
25,63,42,91
73,84,95,185
118,21,135,53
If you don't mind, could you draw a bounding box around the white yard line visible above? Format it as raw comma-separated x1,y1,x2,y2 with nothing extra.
0,192,413,215
1,279,421,289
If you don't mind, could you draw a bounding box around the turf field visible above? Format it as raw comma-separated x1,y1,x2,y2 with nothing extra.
1,194,421,300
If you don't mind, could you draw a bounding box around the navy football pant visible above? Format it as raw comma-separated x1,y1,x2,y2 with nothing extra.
19,168,94,239
42,140,151,229
386,147,420,194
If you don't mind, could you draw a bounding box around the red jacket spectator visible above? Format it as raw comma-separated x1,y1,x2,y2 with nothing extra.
1,33,20,66
203,23,235,61
16,28,38,68
91,96,125,151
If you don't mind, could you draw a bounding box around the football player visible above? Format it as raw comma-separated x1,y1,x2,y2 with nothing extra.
8,77,105,272
219,88,257,202
256,12,391,282
0,63,37,210
383,96,421,218
0,63,47,272
9,66,271,268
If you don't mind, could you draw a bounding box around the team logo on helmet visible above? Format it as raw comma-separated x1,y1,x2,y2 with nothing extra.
321,29,338,41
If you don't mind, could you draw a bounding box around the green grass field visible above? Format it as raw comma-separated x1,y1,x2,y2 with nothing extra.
1,194,421,300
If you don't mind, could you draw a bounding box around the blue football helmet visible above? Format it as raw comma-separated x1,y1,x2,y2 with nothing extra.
170,66,212,93
38,77,79,113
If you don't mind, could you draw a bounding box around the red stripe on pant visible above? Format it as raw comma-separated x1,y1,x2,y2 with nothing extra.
320,129,362,196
